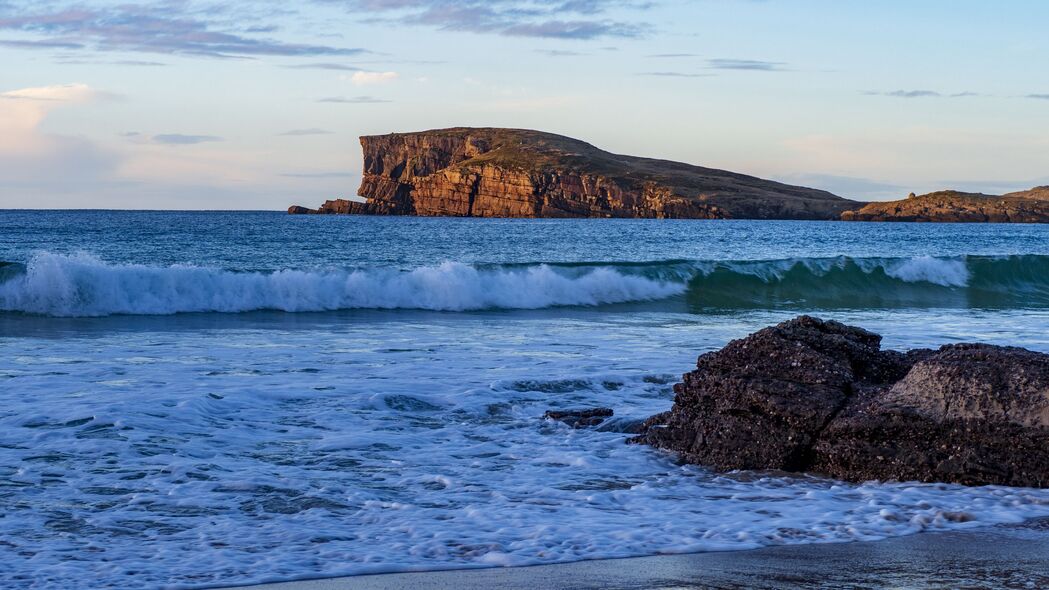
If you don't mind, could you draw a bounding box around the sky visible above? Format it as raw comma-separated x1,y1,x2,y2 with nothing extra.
1,0,1048,209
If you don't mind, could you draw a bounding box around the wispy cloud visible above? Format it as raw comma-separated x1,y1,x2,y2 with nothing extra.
645,53,697,58
351,71,399,85
56,58,167,66
536,49,586,56
1028,94,1049,100
636,71,712,78
707,59,786,71
863,90,981,98
285,62,363,71
317,95,392,103
279,128,333,136
347,0,650,40
1,82,107,102
0,4,368,58
152,134,224,145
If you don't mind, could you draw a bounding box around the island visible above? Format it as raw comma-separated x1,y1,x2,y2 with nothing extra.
289,127,859,219
288,127,1049,222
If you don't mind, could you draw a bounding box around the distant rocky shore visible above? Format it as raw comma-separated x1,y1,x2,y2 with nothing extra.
841,187,1049,222
630,316,1049,487
288,127,1049,222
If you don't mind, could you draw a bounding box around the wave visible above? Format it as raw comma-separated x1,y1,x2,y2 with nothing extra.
1,252,1048,317
0,253,685,317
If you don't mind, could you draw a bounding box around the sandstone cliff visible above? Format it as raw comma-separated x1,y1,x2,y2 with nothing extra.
289,128,859,219
841,187,1049,222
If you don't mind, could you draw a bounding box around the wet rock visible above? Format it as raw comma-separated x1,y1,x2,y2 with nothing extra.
633,316,1049,487
814,344,1049,486
544,407,614,428
633,316,914,471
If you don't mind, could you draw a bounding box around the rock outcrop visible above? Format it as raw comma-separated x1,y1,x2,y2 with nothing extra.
632,316,1049,487
289,128,859,219
544,408,614,428
841,187,1049,223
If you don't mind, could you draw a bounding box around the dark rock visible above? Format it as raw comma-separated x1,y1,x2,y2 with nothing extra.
287,205,312,214
633,316,914,471
814,344,1049,486
545,407,614,428
632,316,1049,487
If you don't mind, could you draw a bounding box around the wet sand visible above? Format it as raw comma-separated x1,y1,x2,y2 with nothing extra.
220,519,1049,590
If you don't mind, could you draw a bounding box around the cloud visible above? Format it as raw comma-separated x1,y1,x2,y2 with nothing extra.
345,0,650,39
1028,94,1049,100
863,90,980,98
645,53,697,58
778,173,906,200
285,62,363,71
0,82,121,202
280,171,357,178
0,38,83,49
536,49,586,56
317,95,392,103
279,128,334,136
707,58,786,71
0,4,368,58
501,19,644,39
0,82,103,102
351,71,399,85
636,71,712,78
152,134,223,145
57,58,168,67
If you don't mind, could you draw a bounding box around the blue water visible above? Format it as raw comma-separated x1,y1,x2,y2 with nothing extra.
3,211,1049,589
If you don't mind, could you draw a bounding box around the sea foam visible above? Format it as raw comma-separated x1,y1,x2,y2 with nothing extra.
0,253,684,316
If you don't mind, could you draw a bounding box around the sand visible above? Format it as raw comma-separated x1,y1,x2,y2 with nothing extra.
218,519,1049,590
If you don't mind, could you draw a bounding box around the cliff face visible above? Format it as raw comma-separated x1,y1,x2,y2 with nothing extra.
289,128,859,219
841,187,1049,222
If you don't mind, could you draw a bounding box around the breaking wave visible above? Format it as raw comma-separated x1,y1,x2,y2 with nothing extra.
1,252,1048,317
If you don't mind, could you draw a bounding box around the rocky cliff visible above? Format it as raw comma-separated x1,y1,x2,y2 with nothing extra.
288,128,859,219
841,187,1049,222
631,316,1049,487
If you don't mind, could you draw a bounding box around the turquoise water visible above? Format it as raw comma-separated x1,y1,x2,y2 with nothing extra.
3,211,1049,589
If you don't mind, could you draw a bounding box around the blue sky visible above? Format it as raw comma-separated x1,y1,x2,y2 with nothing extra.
1,0,1047,209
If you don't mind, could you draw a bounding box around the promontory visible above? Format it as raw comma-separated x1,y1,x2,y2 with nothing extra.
289,127,858,219
841,187,1049,223
288,127,1049,222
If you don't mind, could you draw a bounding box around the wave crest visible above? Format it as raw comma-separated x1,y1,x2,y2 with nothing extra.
0,253,684,317
2,253,1048,317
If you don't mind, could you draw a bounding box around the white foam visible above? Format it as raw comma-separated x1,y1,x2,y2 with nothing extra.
0,252,685,316
3,311,1049,588
882,256,970,287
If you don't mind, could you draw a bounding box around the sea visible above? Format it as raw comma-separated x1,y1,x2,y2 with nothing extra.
3,210,1049,589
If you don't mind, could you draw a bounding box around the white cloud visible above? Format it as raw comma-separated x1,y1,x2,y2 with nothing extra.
351,71,399,85
0,82,102,103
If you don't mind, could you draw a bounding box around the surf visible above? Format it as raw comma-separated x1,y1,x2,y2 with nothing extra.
2,252,1048,317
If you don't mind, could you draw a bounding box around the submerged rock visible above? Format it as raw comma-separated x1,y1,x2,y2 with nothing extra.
632,316,1049,487
544,407,614,428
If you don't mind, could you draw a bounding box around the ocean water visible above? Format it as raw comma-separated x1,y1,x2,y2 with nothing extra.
3,211,1049,589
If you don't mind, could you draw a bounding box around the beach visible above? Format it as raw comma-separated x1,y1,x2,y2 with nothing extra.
226,520,1049,590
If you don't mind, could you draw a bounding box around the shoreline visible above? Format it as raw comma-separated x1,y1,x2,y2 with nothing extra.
217,519,1049,590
